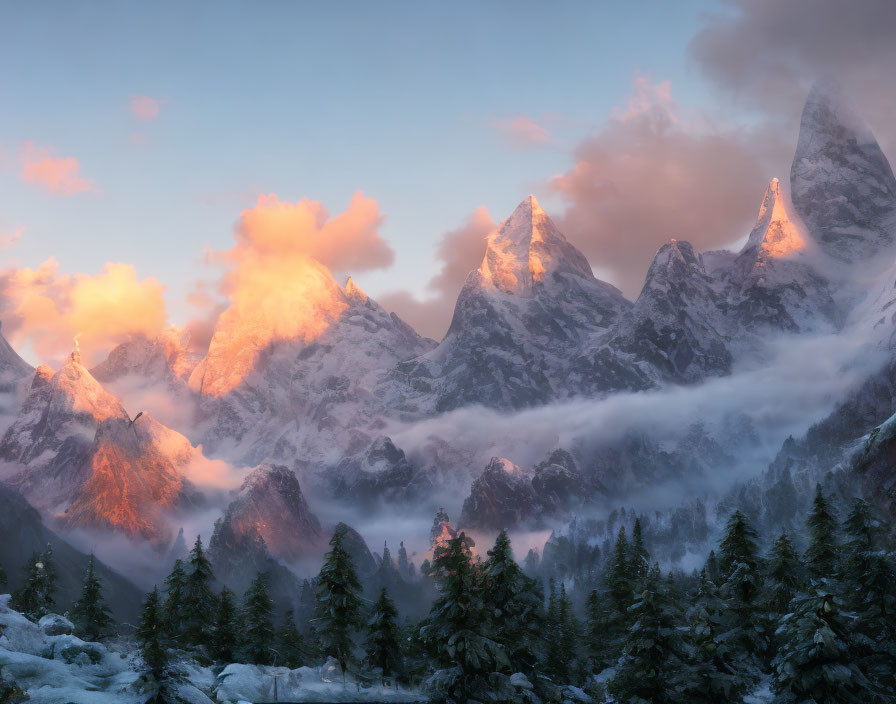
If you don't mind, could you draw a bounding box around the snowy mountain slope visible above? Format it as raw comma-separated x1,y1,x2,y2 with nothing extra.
580,239,731,389
91,327,201,386
0,350,198,544
0,322,34,434
386,195,632,413
791,80,896,264
193,273,434,467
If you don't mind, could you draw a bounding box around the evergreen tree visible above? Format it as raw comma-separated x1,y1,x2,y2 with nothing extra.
480,529,544,677
557,582,579,682
544,578,565,681
314,524,364,678
718,510,760,576
0,561,6,590
279,609,308,669
608,567,687,703
673,569,753,702
365,587,402,684
805,484,839,581
773,586,877,703
420,532,506,702
182,536,216,648
137,587,169,689
11,545,57,620
585,588,613,672
717,511,766,662
764,531,804,617
69,554,112,641
607,525,633,615
212,586,240,663
162,559,186,640
629,518,650,586
244,572,275,665
841,498,896,692
705,549,720,585
397,541,410,578
523,548,540,575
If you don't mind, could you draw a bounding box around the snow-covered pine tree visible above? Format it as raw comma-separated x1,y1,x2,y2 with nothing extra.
805,483,839,581
764,531,805,617
137,587,169,690
673,568,753,702
420,532,506,703
608,566,687,703
841,498,896,693
717,511,767,665
365,586,402,684
182,536,216,649
314,523,364,678
480,529,544,677
772,585,876,703
279,609,307,669
244,572,275,665
10,545,57,621
212,586,240,663
69,554,112,641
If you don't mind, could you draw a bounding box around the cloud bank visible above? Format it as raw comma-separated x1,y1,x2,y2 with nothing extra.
0,260,167,366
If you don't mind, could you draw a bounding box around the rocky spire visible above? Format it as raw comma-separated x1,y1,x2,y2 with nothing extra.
791,80,896,263
478,194,593,295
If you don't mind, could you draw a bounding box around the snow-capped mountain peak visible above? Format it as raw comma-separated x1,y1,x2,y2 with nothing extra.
742,178,805,260
478,194,593,296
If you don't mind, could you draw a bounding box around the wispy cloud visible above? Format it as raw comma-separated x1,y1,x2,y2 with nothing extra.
129,95,163,122
492,115,551,149
19,141,96,196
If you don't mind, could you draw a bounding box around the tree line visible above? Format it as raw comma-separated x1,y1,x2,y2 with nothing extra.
3,485,895,703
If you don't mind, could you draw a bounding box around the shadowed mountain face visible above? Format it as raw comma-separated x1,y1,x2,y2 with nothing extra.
0,485,143,622
390,195,633,412
791,81,896,264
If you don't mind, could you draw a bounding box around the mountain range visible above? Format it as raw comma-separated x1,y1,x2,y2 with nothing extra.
1,80,895,589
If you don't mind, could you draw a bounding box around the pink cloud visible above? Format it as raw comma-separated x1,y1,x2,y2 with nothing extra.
380,206,495,340
20,142,95,196
492,115,551,149
130,96,162,122
550,76,769,297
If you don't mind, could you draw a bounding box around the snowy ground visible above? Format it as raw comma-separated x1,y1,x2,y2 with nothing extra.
0,595,423,703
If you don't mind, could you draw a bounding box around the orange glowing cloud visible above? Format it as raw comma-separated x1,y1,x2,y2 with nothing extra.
20,141,95,196
130,96,163,122
190,192,392,396
233,191,393,272
0,260,167,366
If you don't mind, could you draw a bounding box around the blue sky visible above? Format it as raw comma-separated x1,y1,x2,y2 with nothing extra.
0,0,715,324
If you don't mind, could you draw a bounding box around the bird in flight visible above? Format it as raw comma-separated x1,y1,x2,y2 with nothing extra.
126,411,144,433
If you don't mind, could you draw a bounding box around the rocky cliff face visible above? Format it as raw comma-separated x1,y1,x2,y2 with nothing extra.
212,464,323,563
389,195,632,412
791,81,896,264
0,351,196,544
